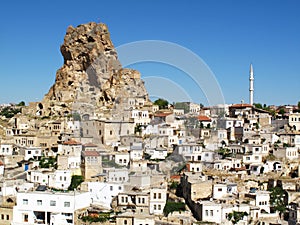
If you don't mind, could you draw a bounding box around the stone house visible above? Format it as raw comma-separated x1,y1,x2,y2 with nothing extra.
116,212,155,225
103,167,128,183
181,172,213,203
117,191,149,213
81,150,102,181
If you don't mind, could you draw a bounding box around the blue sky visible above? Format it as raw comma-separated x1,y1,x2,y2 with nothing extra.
0,0,299,106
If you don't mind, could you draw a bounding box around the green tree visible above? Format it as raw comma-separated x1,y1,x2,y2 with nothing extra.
68,175,84,190
39,156,57,168
0,107,21,118
278,108,285,115
218,148,231,159
227,211,248,224
154,98,169,109
163,201,186,216
134,124,142,134
254,103,263,109
269,186,286,217
72,112,81,121
17,101,26,106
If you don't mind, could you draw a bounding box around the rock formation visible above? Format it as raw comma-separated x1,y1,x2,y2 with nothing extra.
38,22,150,119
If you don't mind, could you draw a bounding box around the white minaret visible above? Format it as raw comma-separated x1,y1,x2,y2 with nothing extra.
249,63,254,105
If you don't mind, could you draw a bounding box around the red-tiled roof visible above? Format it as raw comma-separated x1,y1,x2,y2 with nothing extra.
197,115,211,122
0,161,4,166
63,139,81,145
154,112,173,117
82,151,100,157
170,175,181,180
230,104,252,109
83,143,98,147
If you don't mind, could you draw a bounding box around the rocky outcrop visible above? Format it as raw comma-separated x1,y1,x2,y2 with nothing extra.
39,22,150,119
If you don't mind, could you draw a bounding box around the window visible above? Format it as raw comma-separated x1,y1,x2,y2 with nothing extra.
50,200,56,206
158,193,162,199
110,186,113,191
23,214,28,222
23,199,28,205
158,204,161,210
154,204,157,210
64,201,70,207
119,186,122,190
154,193,157,199
142,198,145,204
124,220,127,225
1,214,4,220
218,188,222,192
6,215,9,220
37,200,42,205
205,210,208,216
210,210,213,216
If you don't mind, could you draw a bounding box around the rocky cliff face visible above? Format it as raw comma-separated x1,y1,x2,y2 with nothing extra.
40,22,150,119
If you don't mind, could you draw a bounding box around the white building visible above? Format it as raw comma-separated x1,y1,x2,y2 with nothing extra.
200,201,250,224
289,113,300,131
255,191,271,213
145,148,168,160
103,167,129,183
114,151,130,166
26,169,72,190
189,103,201,114
142,124,159,136
158,125,174,136
12,190,91,225
58,140,82,157
201,151,216,163
149,186,167,215
243,154,262,165
217,118,244,129
186,161,203,172
129,143,144,161
246,144,269,156
21,147,43,161
0,160,4,176
84,181,124,209
286,147,299,160
174,144,203,161
131,110,151,126
213,183,238,199
0,143,14,156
